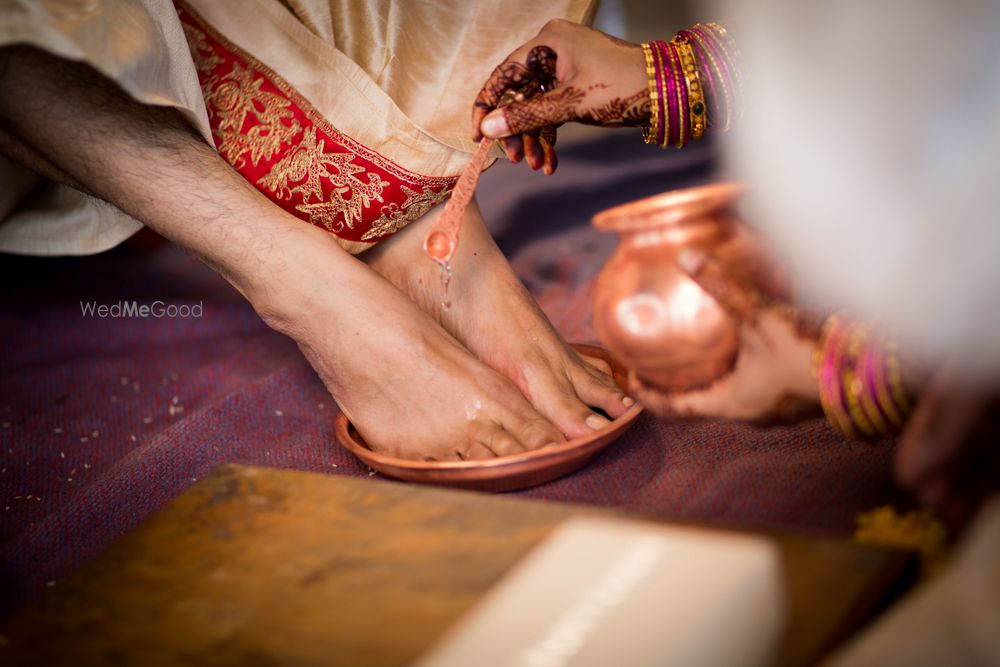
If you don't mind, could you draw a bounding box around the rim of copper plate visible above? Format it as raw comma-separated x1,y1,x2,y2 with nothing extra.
592,182,746,233
334,344,643,471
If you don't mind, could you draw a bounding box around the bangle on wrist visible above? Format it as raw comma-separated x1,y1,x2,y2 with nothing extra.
640,22,741,148
814,315,914,440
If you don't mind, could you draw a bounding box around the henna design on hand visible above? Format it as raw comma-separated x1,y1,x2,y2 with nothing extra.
474,61,537,112
577,89,650,128
539,125,557,146
525,45,558,89
501,85,586,135
503,84,650,134
474,45,558,112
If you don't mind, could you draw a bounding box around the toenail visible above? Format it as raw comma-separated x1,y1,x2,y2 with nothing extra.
622,396,635,407
585,413,611,430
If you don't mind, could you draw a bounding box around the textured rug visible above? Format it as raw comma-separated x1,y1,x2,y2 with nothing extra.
0,133,906,616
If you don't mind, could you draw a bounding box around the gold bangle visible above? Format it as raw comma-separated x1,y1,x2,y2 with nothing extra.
871,343,905,428
853,332,893,438
707,22,743,98
705,22,743,120
686,25,733,131
885,340,912,415
842,325,880,439
815,316,857,439
641,42,658,145
672,37,706,141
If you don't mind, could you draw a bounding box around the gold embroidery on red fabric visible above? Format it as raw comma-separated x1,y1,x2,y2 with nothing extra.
177,2,458,245
181,20,224,74
362,185,450,241
205,61,300,169
258,126,390,231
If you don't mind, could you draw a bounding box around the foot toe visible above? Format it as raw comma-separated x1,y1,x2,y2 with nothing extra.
571,364,630,420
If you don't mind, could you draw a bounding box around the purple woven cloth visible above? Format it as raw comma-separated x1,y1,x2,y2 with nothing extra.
0,134,906,616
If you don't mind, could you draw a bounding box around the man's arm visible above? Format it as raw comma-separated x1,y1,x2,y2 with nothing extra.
0,45,575,460
0,123,88,193
0,45,350,317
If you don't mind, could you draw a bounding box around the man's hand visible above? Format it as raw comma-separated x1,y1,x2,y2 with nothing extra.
472,19,649,175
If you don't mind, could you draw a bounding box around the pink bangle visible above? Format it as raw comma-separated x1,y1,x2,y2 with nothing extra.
670,40,691,147
679,28,724,130
641,24,741,148
815,316,914,440
650,40,669,147
657,40,684,148
817,317,856,439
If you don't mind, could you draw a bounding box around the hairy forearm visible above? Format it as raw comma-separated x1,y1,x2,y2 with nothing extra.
0,46,349,309
0,124,89,193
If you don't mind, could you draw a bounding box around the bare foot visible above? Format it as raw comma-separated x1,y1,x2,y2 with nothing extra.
364,200,631,439
259,232,565,461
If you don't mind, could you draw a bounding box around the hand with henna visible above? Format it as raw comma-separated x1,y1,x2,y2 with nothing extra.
628,226,824,424
472,19,648,175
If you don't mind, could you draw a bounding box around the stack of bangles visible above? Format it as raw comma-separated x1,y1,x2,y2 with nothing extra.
814,315,914,440
641,22,741,149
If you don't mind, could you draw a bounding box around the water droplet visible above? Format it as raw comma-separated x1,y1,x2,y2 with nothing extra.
440,261,453,310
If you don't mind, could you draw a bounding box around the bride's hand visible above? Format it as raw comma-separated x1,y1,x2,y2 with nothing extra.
471,19,649,175
629,227,823,423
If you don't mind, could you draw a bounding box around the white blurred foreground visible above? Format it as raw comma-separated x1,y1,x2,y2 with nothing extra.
717,0,1000,381
415,517,783,667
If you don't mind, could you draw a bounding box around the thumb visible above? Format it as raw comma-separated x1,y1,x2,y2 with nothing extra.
480,86,580,138
676,247,762,323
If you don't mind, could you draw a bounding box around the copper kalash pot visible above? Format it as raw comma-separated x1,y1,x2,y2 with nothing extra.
592,182,748,393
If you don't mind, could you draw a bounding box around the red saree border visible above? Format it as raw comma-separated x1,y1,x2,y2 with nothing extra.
174,1,457,249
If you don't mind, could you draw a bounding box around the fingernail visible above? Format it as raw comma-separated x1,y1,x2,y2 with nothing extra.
586,413,611,430
676,247,706,275
481,113,510,138
622,396,635,407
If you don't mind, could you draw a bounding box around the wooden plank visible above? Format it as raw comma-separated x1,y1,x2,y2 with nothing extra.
0,464,914,666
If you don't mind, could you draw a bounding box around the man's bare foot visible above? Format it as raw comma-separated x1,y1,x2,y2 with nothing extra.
258,231,565,461
365,200,632,439
0,45,561,464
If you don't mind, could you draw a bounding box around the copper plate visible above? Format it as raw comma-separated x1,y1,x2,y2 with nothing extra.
334,344,643,493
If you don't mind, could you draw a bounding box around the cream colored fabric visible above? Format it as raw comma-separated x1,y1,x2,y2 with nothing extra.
0,0,596,256
0,0,211,255
277,0,597,155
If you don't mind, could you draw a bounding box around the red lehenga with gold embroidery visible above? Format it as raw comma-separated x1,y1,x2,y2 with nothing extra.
176,3,456,253
0,0,596,256
173,0,598,254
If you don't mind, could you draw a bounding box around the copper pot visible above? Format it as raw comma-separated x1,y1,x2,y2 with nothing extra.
592,182,747,394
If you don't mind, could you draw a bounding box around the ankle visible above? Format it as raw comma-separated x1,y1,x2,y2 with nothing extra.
242,224,356,340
